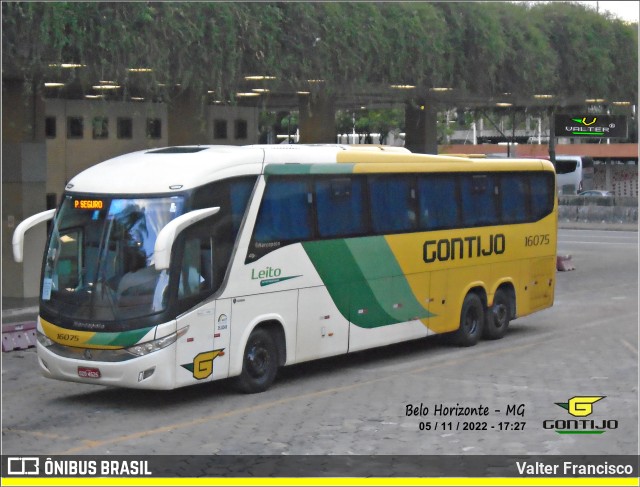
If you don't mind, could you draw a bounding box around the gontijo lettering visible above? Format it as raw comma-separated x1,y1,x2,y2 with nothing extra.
423,234,505,263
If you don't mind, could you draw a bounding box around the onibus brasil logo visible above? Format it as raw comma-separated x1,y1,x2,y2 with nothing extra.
544,396,617,434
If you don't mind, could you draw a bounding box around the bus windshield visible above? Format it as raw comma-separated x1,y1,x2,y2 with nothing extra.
554,160,578,174
41,194,186,323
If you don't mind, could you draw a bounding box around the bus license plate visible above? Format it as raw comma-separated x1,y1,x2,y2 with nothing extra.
78,366,101,379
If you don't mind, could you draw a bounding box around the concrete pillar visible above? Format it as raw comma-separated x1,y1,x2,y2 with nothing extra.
168,89,209,146
2,80,48,298
605,161,612,192
404,99,438,154
298,92,336,144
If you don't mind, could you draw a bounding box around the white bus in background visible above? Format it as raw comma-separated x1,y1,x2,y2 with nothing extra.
554,155,594,194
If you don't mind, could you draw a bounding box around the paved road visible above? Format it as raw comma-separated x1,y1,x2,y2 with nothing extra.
2,229,637,458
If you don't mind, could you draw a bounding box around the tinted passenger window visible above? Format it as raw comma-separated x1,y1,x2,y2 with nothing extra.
418,175,459,230
253,178,312,243
229,179,255,233
176,216,236,313
501,174,528,224
190,176,257,244
316,177,366,238
461,175,498,226
178,236,212,300
530,173,554,220
369,176,416,233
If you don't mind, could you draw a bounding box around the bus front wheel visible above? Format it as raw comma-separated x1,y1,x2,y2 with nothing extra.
236,328,278,393
483,289,510,340
453,293,484,347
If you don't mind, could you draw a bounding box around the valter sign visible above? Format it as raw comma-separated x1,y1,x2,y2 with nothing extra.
554,115,627,138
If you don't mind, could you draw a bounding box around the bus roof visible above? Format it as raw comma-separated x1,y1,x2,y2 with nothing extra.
65,144,554,194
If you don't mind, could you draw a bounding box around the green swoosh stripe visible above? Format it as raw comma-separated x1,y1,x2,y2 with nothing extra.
261,275,302,286
303,237,434,328
264,163,355,176
85,327,154,347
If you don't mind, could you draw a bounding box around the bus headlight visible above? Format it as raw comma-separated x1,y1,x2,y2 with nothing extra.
37,330,55,348
125,326,189,357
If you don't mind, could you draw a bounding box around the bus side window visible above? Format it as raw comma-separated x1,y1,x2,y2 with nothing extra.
501,174,528,224
315,177,367,238
369,175,416,233
418,175,459,230
175,214,239,308
530,173,554,221
253,178,312,243
461,174,499,227
178,237,211,299
191,176,257,235
229,179,256,234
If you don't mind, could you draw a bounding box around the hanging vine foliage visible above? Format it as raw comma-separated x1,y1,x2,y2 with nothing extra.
2,1,637,103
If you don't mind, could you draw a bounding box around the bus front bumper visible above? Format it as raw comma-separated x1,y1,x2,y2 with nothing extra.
36,342,177,390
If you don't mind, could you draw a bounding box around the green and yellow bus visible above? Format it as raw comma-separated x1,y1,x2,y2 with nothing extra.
13,144,557,392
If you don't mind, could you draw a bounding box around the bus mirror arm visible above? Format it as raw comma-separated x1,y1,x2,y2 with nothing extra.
12,209,56,262
154,207,220,271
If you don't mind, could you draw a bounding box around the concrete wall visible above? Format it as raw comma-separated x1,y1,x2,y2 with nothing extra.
45,99,169,198
44,100,259,202
2,81,48,298
559,196,638,225
593,163,638,197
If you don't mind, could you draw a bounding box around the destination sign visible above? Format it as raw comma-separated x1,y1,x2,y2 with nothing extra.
74,199,104,210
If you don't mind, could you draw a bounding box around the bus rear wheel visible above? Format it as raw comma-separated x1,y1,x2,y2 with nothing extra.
235,328,278,393
453,293,484,347
483,289,510,340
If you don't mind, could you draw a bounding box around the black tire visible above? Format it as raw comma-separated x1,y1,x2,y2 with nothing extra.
235,328,278,393
483,288,511,340
453,293,484,347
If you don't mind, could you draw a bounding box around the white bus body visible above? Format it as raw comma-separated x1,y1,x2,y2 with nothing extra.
555,155,594,194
